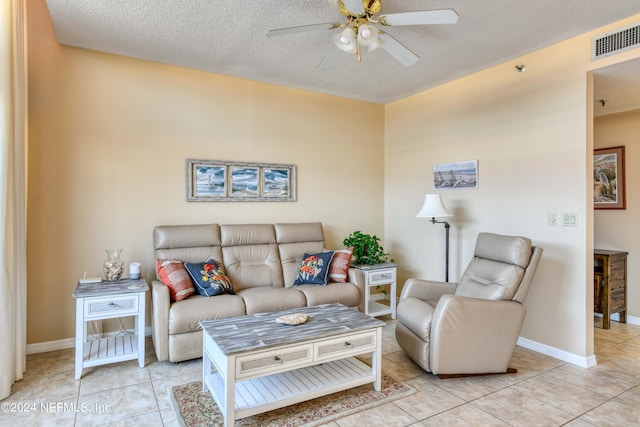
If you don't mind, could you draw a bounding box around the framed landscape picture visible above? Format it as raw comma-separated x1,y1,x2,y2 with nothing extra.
433,160,478,190
230,166,259,198
186,159,296,202
594,146,625,210
262,167,292,198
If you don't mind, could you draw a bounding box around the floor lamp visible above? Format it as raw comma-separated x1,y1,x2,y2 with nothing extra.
416,194,453,282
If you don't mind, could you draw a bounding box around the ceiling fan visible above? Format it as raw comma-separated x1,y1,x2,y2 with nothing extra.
266,0,459,67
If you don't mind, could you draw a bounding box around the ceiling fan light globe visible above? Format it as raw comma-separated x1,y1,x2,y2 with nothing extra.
333,28,357,52
357,24,379,46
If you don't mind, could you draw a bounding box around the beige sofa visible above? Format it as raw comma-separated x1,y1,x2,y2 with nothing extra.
151,222,365,362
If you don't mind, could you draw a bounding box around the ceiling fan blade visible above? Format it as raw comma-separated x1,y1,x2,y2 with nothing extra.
380,9,459,26
266,22,340,37
341,0,366,16
379,33,419,67
317,46,343,70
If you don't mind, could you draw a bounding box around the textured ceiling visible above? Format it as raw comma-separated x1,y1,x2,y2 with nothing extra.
45,0,640,113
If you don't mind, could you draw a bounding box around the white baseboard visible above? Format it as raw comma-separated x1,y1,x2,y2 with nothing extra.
26,327,152,355
626,314,640,325
27,337,76,355
517,311,640,368
517,336,597,368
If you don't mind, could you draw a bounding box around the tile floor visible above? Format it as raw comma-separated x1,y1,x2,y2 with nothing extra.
2,317,640,426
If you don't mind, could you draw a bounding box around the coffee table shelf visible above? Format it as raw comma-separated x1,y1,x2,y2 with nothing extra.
204,357,372,419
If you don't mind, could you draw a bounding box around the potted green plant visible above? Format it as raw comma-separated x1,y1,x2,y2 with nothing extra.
343,231,393,266
343,231,394,296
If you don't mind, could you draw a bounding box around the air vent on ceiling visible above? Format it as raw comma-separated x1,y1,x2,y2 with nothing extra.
592,22,640,60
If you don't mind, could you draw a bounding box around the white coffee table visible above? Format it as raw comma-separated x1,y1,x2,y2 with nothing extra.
201,303,385,427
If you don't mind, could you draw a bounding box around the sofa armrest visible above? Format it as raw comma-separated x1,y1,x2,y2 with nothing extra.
400,278,457,303
347,268,365,312
151,280,170,362
429,294,526,375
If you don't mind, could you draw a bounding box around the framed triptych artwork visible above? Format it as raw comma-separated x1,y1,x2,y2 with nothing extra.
186,159,296,202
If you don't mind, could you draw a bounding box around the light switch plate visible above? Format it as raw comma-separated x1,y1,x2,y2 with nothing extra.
562,212,578,227
547,212,558,226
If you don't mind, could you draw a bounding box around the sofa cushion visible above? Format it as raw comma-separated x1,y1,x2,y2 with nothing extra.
156,259,196,301
294,282,360,307
222,244,284,290
279,241,326,287
154,224,223,281
168,294,246,334
274,222,324,244
326,248,353,283
293,251,334,285
237,287,307,315
275,223,326,288
184,259,235,297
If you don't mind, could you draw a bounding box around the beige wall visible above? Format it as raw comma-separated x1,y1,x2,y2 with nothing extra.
27,0,384,344
594,109,640,317
385,15,640,360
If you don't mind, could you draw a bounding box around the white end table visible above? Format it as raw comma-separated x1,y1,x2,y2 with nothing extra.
358,263,397,319
72,278,148,379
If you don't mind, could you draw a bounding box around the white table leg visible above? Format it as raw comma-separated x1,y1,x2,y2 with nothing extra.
391,284,397,320
364,274,371,315
75,299,84,380
137,294,146,367
224,357,235,427
373,327,382,391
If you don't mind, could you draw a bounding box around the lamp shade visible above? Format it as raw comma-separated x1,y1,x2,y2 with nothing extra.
416,194,452,218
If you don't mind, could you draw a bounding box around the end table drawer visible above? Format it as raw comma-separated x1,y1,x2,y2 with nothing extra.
315,331,377,360
85,295,139,319
236,344,313,379
368,269,396,285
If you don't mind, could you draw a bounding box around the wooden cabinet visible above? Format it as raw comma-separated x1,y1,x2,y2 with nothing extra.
594,249,627,329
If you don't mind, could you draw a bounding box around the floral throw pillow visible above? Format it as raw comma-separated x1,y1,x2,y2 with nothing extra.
184,259,235,297
293,251,335,286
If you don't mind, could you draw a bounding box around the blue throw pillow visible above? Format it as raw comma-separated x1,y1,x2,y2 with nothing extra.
184,259,235,297
294,251,335,286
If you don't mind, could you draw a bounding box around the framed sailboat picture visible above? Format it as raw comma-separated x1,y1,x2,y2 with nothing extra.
433,160,478,190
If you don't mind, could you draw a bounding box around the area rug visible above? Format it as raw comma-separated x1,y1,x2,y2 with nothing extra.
169,374,415,427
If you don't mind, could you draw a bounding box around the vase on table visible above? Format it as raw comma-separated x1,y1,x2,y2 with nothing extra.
103,248,124,281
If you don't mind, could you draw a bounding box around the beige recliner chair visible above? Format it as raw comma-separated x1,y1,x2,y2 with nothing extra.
395,232,543,377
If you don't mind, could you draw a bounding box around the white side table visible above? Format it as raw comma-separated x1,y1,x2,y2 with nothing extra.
72,278,148,379
358,263,397,319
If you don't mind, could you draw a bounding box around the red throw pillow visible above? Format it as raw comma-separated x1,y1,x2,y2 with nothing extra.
326,248,353,283
156,259,196,301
